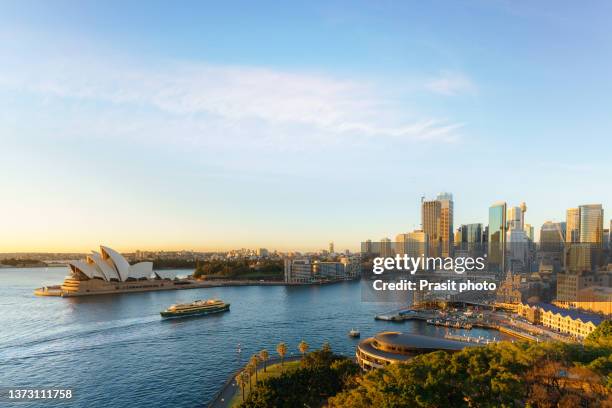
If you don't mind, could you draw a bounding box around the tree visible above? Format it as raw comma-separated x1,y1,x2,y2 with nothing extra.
259,349,270,372
245,362,254,393
587,320,612,343
235,371,246,402
249,355,260,383
298,340,309,357
240,351,359,408
276,342,287,367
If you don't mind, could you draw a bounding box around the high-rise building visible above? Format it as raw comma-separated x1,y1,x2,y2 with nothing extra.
421,199,441,257
436,192,454,257
566,208,581,243
524,223,534,241
380,238,393,258
540,221,565,250
421,193,453,257
461,223,483,256
329,241,335,254
578,204,605,270
507,206,523,230
488,201,507,273
395,231,428,261
453,228,462,248
462,223,483,244
579,204,604,244
362,240,372,254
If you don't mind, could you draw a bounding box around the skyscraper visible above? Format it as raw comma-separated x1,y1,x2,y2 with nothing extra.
395,231,428,260
461,223,484,257
421,199,441,257
488,201,507,273
540,221,565,251
329,241,334,254
380,238,393,258
566,208,581,243
524,223,534,241
507,206,523,230
579,204,604,244
462,223,483,245
436,192,454,257
421,193,453,258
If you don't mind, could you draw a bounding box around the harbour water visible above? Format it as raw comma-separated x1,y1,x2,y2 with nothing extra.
0,268,511,407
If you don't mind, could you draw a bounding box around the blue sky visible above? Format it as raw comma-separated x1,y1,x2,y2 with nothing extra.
1,1,611,252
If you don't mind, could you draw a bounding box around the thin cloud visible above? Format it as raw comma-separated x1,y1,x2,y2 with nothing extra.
1,56,466,146
425,71,476,96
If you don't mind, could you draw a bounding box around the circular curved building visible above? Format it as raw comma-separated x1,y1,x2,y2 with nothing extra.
356,331,473,370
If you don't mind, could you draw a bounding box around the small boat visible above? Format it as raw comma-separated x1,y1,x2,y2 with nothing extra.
348,328,360,338
160,299,230,318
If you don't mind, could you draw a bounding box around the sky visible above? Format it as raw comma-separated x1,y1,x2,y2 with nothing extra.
1,0,611,252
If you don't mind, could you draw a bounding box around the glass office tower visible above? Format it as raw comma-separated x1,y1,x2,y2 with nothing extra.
488,202,507,274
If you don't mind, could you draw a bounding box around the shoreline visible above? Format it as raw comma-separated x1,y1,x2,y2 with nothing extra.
34,277,360,297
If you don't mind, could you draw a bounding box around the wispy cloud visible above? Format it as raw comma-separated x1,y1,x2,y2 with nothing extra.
1,56,465,147
425,71,476,96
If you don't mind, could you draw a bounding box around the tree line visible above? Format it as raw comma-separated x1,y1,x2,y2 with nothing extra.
232,322,612,407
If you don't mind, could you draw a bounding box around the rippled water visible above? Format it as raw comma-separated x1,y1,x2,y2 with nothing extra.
0,268,509,407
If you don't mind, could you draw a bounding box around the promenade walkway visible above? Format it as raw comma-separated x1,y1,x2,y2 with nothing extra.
208,355,302,408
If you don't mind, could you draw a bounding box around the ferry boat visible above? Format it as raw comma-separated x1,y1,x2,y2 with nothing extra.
160,299,230,318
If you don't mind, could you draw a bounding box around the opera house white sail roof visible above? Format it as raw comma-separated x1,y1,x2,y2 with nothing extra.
68,245,156,282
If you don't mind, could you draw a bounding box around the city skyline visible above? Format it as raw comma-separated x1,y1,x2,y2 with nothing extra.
2,1,612,252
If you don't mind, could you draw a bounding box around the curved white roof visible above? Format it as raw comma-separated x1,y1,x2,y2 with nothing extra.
128,262,154,279
100,246,131,281
89,251,121,281
69,260,106,280
70,246,157,282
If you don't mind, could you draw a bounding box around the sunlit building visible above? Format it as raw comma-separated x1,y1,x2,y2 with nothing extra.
356,331,473,371
517,302,604,339
437,193,454,257
579,204,604,243
395,231,428,261
34,245,172,297
488,201,507,274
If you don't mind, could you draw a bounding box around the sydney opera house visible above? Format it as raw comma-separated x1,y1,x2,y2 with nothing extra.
35,245,178,297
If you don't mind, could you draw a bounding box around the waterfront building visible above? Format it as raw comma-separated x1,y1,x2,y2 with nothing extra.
284,258,359,283
516,302,604,339
34,245,171,297
488,201,507,274
356,331,473,371
284,259,313,283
